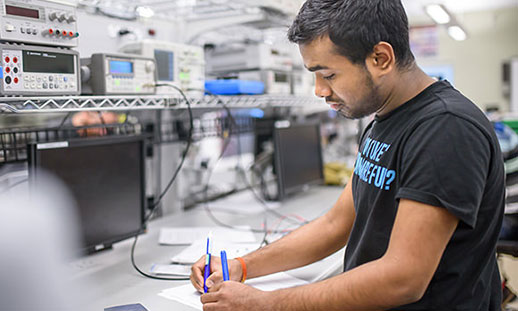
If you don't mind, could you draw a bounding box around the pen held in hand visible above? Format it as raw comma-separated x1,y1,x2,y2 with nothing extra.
203,231,213,293
221,250,229,281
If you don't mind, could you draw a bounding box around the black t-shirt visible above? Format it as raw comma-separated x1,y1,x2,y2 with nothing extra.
347,80,505,310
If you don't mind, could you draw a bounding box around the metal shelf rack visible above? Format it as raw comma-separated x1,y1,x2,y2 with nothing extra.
0,95,324,114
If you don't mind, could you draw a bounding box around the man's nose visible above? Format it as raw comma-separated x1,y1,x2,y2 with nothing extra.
314,76,332,98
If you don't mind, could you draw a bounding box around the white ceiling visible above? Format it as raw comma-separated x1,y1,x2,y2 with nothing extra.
73,0,518,21
402,0,518,18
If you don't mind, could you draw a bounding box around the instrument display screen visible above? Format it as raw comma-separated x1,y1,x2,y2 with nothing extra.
23,50,75,74
109,60,133,74
155,50,174,81
6,5,39,19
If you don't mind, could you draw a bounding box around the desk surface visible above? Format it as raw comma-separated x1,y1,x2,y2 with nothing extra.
70,186,345,311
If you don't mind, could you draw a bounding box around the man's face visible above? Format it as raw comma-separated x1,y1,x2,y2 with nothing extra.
300,36,384,119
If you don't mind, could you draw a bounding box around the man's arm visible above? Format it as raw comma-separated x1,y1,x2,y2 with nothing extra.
191,176,356,292
268,199,459,310
201,199,459,310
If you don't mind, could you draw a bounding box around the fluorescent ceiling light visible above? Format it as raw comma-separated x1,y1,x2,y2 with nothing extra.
425,4,451,24
136,6,155,18
448,25,467,41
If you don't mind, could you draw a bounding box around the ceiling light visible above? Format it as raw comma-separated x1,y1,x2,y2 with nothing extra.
425,4,451,24
136,6,155,18
447,25,467,41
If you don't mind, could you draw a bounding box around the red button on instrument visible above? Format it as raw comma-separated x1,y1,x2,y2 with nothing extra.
5,67,10,73
5,56,10,63
13,57,17,63
13,77,19,84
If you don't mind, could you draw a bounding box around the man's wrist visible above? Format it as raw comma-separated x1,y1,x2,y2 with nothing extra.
230,258,243,282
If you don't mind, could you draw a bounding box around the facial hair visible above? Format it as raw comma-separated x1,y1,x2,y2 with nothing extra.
327,69,384,120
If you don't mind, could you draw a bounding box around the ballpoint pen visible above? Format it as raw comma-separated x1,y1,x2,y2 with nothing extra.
221,250,229,281
203,231,213,293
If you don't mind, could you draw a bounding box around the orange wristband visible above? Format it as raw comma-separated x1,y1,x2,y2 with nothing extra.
236,257,247,283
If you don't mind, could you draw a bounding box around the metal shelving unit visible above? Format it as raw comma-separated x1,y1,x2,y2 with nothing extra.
0,94,326,164
0,94,324,113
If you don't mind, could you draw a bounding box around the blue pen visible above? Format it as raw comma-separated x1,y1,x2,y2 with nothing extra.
203,231,213,293
221,250,229,281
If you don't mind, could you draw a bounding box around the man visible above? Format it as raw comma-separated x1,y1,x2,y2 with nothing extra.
191,1,505,310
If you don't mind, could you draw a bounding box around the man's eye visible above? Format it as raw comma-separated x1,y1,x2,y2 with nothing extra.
323,74,335,81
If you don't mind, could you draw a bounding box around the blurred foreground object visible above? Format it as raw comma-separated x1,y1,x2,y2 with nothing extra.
0,173,89,311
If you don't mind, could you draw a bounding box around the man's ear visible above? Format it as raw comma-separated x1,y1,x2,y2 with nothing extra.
366,42,396,77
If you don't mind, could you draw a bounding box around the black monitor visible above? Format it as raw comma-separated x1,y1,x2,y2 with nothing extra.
274,123,324,200
28,136,146,255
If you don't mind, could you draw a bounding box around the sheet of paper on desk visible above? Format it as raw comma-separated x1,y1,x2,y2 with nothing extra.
158,272,308,310
150,264,191,276
172,240,260,264
158,226,256,245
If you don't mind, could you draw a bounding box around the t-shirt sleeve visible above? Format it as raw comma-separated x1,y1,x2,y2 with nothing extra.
395,114,491,228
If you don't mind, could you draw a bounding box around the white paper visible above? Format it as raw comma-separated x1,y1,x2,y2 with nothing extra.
172,240,260,264
150,264,191,276
158,272,308,310
158,226,256,245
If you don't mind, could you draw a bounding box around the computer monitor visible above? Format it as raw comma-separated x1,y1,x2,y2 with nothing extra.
274,123,324,200
28,136,146,254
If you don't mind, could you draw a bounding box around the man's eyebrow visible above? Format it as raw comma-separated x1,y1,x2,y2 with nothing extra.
305,65,329,72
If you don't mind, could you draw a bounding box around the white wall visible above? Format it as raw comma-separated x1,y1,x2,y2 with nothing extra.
414,7,518,112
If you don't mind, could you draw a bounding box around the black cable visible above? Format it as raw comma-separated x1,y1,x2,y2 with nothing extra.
147,84,194,217
130,233,189,281
57,112,73,129
130,83,194,281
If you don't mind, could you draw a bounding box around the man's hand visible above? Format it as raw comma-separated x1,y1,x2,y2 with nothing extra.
191,255,243,293
201,281,269,311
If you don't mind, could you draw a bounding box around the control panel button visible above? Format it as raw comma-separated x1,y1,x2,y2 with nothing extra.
13,57,17,63
43,83,48,89
13,77,18,84
67,15,76,23
49,76,54,81
13,67,18,73
5,67,10,73
49,84,54,89
5,24,15,32
5,76,12,84
5,56,10,63
20,27,25,34
32,29,37,35
54,83,59,89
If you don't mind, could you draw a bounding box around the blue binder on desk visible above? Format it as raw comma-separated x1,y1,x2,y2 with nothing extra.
205,79,265,95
